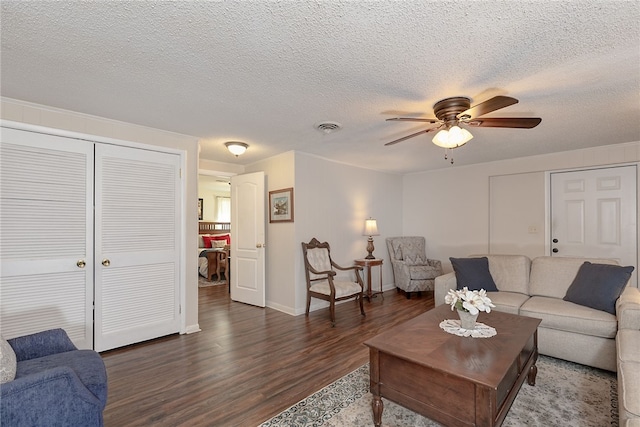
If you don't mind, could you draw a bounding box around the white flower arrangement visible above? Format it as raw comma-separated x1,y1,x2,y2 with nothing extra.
444,287,496,316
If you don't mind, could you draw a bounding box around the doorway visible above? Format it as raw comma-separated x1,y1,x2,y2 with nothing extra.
550,165,637,286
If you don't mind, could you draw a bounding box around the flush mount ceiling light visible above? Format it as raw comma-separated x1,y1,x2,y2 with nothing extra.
224,141,249,157
314,121,342,134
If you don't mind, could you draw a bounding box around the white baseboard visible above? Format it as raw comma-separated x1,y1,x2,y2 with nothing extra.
184,324,202,334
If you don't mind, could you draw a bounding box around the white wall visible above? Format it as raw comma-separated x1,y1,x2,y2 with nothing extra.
293,152,403,315
403,141,640,283
245,151,297,313
1,97,202,333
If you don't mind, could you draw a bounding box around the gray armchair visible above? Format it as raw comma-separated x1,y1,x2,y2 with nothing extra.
386,236,443,298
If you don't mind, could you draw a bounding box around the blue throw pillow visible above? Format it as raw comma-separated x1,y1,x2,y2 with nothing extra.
563,262,634,315
449,257,498,292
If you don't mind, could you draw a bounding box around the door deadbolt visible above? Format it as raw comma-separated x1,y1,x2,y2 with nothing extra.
102,259,111,267
552,248,559,253
552,238,558,243
77,260,86,268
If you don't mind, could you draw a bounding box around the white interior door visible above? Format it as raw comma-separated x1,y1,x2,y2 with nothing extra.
550,165,637,285
230,172,266,307
0,127,94,348
94,144,181,351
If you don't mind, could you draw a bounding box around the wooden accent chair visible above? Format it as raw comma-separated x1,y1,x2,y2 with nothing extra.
301,238,365,326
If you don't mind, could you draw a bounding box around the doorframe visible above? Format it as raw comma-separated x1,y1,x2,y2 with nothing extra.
545,162,639,286
1,119,189,335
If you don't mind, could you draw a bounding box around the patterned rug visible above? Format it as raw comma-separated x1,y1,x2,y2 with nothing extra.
260,355,618,427
198,275,226,287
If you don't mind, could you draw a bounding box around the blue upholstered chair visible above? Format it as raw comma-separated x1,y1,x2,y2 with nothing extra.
0,329,108,426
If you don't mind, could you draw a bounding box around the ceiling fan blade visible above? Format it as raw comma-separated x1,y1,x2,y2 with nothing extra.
465,117,542,128
386,117,439,123
384,128,437,146
457,96,519,120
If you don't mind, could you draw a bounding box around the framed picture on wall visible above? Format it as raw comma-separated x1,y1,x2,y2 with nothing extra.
198,198,203,220
269,188,294,223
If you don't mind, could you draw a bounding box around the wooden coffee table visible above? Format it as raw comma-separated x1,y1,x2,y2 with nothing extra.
364,304,541,427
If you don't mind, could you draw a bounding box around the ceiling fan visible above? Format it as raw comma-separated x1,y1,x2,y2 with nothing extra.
385,95,541,163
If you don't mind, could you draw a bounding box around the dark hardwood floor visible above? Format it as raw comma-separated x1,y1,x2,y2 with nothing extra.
101,284,435,426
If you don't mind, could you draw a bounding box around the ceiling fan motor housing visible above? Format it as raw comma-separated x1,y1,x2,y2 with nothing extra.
433,97,471,127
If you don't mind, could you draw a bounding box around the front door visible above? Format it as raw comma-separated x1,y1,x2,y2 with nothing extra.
550,165,637,285
230,171,266,307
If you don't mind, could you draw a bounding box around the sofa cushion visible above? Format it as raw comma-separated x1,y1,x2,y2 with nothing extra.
520,296,617,339
16,350,108,406
529,256,619,299
564,262,634,315
0,337,17,384
484,291,530,315
450,257,498,291
483,255,531,295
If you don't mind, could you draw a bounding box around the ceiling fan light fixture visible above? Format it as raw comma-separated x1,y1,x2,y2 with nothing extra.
432,126,473,148
224,141,249,156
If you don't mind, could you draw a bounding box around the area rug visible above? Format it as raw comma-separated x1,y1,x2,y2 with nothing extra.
198,275,226,287
259,355,618,427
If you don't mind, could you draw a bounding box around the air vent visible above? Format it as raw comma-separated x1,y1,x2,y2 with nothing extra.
314,121,342,134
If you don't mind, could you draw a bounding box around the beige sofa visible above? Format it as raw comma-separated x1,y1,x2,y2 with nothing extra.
435,254,640,425
617,289,640,425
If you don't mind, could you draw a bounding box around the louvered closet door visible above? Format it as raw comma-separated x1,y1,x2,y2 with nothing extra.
0,127,94,348
94,144,181,351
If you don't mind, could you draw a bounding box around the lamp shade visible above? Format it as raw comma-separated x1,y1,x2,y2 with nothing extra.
225,141,249,156
432,126,473,148
363,218,379,236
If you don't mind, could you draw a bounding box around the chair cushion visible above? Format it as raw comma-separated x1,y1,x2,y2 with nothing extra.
0,337,17,384
449,257,498,292
563,262,634,315
16,350,108,406
309,280,361,298
306,247,332,279
409,265,440,280
520,296,618,339
404,253,427,266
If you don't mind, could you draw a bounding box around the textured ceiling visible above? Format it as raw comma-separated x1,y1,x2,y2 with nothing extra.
2,1,639,174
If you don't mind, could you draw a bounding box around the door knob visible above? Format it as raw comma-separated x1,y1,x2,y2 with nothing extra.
77,260,86,268
256,243,264,248
552,238,558,243
102,259,111,267
552,248,559,253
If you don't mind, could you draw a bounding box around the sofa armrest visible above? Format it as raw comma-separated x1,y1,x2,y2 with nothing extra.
434,272,457,306
617,286,640,331
8,329,77,362
1,366,104,426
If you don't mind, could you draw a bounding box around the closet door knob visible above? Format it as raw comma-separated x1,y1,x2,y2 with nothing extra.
77,260,86,268
102,259,111,267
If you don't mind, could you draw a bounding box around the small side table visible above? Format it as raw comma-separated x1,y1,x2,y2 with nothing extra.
354,258,384,301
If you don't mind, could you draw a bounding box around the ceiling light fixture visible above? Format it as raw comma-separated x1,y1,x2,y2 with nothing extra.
224,141,249,157
432,125,473,149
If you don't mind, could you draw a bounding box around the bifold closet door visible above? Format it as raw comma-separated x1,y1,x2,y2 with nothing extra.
94,144,181,352
0,127,94,349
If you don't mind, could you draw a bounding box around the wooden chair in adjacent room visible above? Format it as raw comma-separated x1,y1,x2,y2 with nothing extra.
301,237,365,326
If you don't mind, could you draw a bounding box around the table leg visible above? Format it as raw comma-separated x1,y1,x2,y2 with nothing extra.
528,363,537,386
366,265,373,301
372,394,383,427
